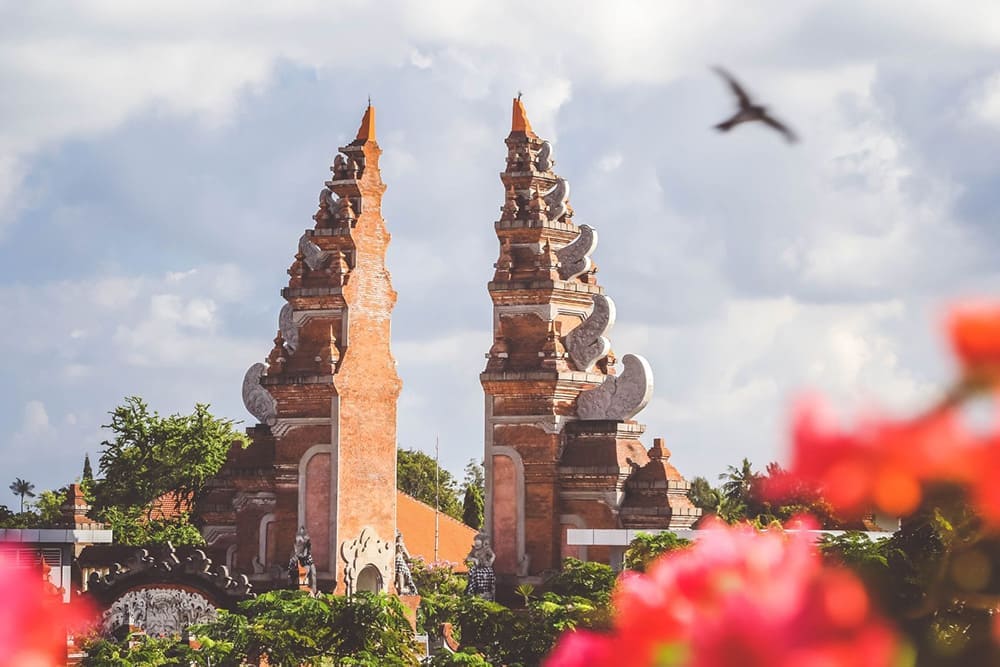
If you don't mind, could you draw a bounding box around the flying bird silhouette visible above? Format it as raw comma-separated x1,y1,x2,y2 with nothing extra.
712,67,797,143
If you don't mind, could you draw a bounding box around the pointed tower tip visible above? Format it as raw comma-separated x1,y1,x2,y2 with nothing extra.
511,97,537,138
355,103,376,143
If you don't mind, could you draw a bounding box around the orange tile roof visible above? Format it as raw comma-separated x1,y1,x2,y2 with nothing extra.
395,490,477,571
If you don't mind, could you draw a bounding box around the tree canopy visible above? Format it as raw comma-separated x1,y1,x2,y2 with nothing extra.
91,397,246,515
397,448,463,521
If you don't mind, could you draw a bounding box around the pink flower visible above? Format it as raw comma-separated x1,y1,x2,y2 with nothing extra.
0,551,93,666
546,520,903,667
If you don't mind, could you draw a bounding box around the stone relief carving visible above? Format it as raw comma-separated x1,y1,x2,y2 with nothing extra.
564,294,616,372
576,353,654,421
543,177,571,222
104,588,217,636
340,527,392,595
298,234,332,271
332,153,360,180
556,224,598,281
278,303,299,354
242,363,278,426
535,140,554,171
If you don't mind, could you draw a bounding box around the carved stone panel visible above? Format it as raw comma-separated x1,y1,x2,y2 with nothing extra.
565,294,616,372
103,587,217,636
543,177,570,222
576,354,654,421
340,527,393,595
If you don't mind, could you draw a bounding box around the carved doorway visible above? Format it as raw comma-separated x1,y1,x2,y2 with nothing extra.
356,564,383,593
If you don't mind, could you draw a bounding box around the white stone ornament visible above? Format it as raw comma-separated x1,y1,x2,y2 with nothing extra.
340,527,393,595
298,234,331,271
536,140,554,171
565,294,616,372
543,177,570,222
242,363,278,426
103,588,217,637
278,303,299,353
556,224,597,281
576,353,654,421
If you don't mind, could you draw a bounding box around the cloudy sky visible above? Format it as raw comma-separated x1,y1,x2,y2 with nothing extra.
4,1,1000,508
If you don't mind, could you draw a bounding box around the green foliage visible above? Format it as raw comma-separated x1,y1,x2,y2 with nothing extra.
515,583,535,606
428,648,492,666
462,484,484,530
81,634,184,666
397,448,463,521
686,476,721,513
420,590,608,666
202,590,420,666
91,397,246,515
100,507,206,547
624,531,692,572
545,558,617,604
409,557,467,596
0,487,67,529
82,452,94,482
9,477,35,513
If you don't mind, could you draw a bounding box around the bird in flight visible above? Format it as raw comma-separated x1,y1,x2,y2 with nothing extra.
712,66,797,143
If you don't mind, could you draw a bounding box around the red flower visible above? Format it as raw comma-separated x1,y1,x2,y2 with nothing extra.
784,397,969,518
948,303,1000,374
545,520,903,667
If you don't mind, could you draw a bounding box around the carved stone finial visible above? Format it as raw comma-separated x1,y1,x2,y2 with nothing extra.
325,327,341,373
334,195,357,225
565,294,616,372
556,224,598,281
538,241,560,279
576,353,654,421
494,239,513,281
543,177,570,222
528,187,548,223
298,234,331,271
242,363,278,426
648,438,670,461
501,186,519,221
266,330,286,374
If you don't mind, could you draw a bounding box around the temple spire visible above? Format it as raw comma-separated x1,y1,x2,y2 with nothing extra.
510,96,537,138
354,102,376,143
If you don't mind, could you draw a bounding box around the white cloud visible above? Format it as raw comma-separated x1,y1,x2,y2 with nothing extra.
14,400,55,444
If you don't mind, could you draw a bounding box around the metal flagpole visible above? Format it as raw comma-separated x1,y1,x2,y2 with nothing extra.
434,436,440,563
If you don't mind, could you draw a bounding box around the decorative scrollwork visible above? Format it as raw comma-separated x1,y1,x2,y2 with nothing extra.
556,224,597,281
242,363,277,426
576,353,654,421
565,294,616,372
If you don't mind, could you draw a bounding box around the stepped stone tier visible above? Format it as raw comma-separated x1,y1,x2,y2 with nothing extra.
481,98,700,580
198,104,402,595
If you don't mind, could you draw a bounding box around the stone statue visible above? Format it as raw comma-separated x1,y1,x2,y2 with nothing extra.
464,532,496,601
394,531,418,595
288,526,318,595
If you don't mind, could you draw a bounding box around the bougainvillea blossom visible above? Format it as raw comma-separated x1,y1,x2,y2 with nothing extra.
545,520,903,667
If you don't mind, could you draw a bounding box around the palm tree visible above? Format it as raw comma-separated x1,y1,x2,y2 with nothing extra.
9,478,35,513
719,458,758,509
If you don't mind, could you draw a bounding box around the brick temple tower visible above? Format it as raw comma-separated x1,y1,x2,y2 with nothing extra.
200,105,402,595
482,99,699,582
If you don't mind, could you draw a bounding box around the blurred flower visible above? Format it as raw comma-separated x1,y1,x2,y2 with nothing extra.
948,303,1000,378
0,550,93,666
782,397,969,519
545,520,903,667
